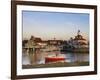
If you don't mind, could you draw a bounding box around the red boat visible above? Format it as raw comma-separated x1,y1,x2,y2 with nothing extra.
45,57,65,63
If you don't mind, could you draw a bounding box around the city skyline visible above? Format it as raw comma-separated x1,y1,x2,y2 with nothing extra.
22,11,89,40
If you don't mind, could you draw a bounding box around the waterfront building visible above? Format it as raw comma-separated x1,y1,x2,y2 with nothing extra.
69,30,89,48
61,30,89,53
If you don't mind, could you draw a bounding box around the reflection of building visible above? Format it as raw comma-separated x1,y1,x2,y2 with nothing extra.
61,30,89,53
23,36,43,64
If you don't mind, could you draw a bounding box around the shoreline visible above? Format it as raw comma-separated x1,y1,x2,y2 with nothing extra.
22,62,89,69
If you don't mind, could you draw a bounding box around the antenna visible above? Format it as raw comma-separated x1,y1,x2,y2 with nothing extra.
77,30,80,35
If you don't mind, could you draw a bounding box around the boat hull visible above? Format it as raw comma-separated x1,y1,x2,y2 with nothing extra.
45,57,65,63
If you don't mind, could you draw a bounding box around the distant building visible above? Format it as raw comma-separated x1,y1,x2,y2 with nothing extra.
47,40,63,45
61,30,89,52
69,30,88,48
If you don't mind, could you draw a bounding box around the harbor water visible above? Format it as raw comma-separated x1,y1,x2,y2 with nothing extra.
22,50,89,65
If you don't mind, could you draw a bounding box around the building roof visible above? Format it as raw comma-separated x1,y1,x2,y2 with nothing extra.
74,35,86,40
73,30,86,40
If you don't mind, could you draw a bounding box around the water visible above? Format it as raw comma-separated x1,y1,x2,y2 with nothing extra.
22,50,89,65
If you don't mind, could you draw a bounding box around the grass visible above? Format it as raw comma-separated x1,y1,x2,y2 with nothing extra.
22,62,89,69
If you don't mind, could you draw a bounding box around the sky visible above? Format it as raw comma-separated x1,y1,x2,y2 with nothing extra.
22,11,89,40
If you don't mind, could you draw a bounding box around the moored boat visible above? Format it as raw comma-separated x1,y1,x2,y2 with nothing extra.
45,56,65,63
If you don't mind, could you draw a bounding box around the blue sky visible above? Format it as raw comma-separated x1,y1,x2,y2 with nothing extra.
22,11,89,40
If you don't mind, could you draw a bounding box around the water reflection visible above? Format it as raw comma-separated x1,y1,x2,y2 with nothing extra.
22,50,89,65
